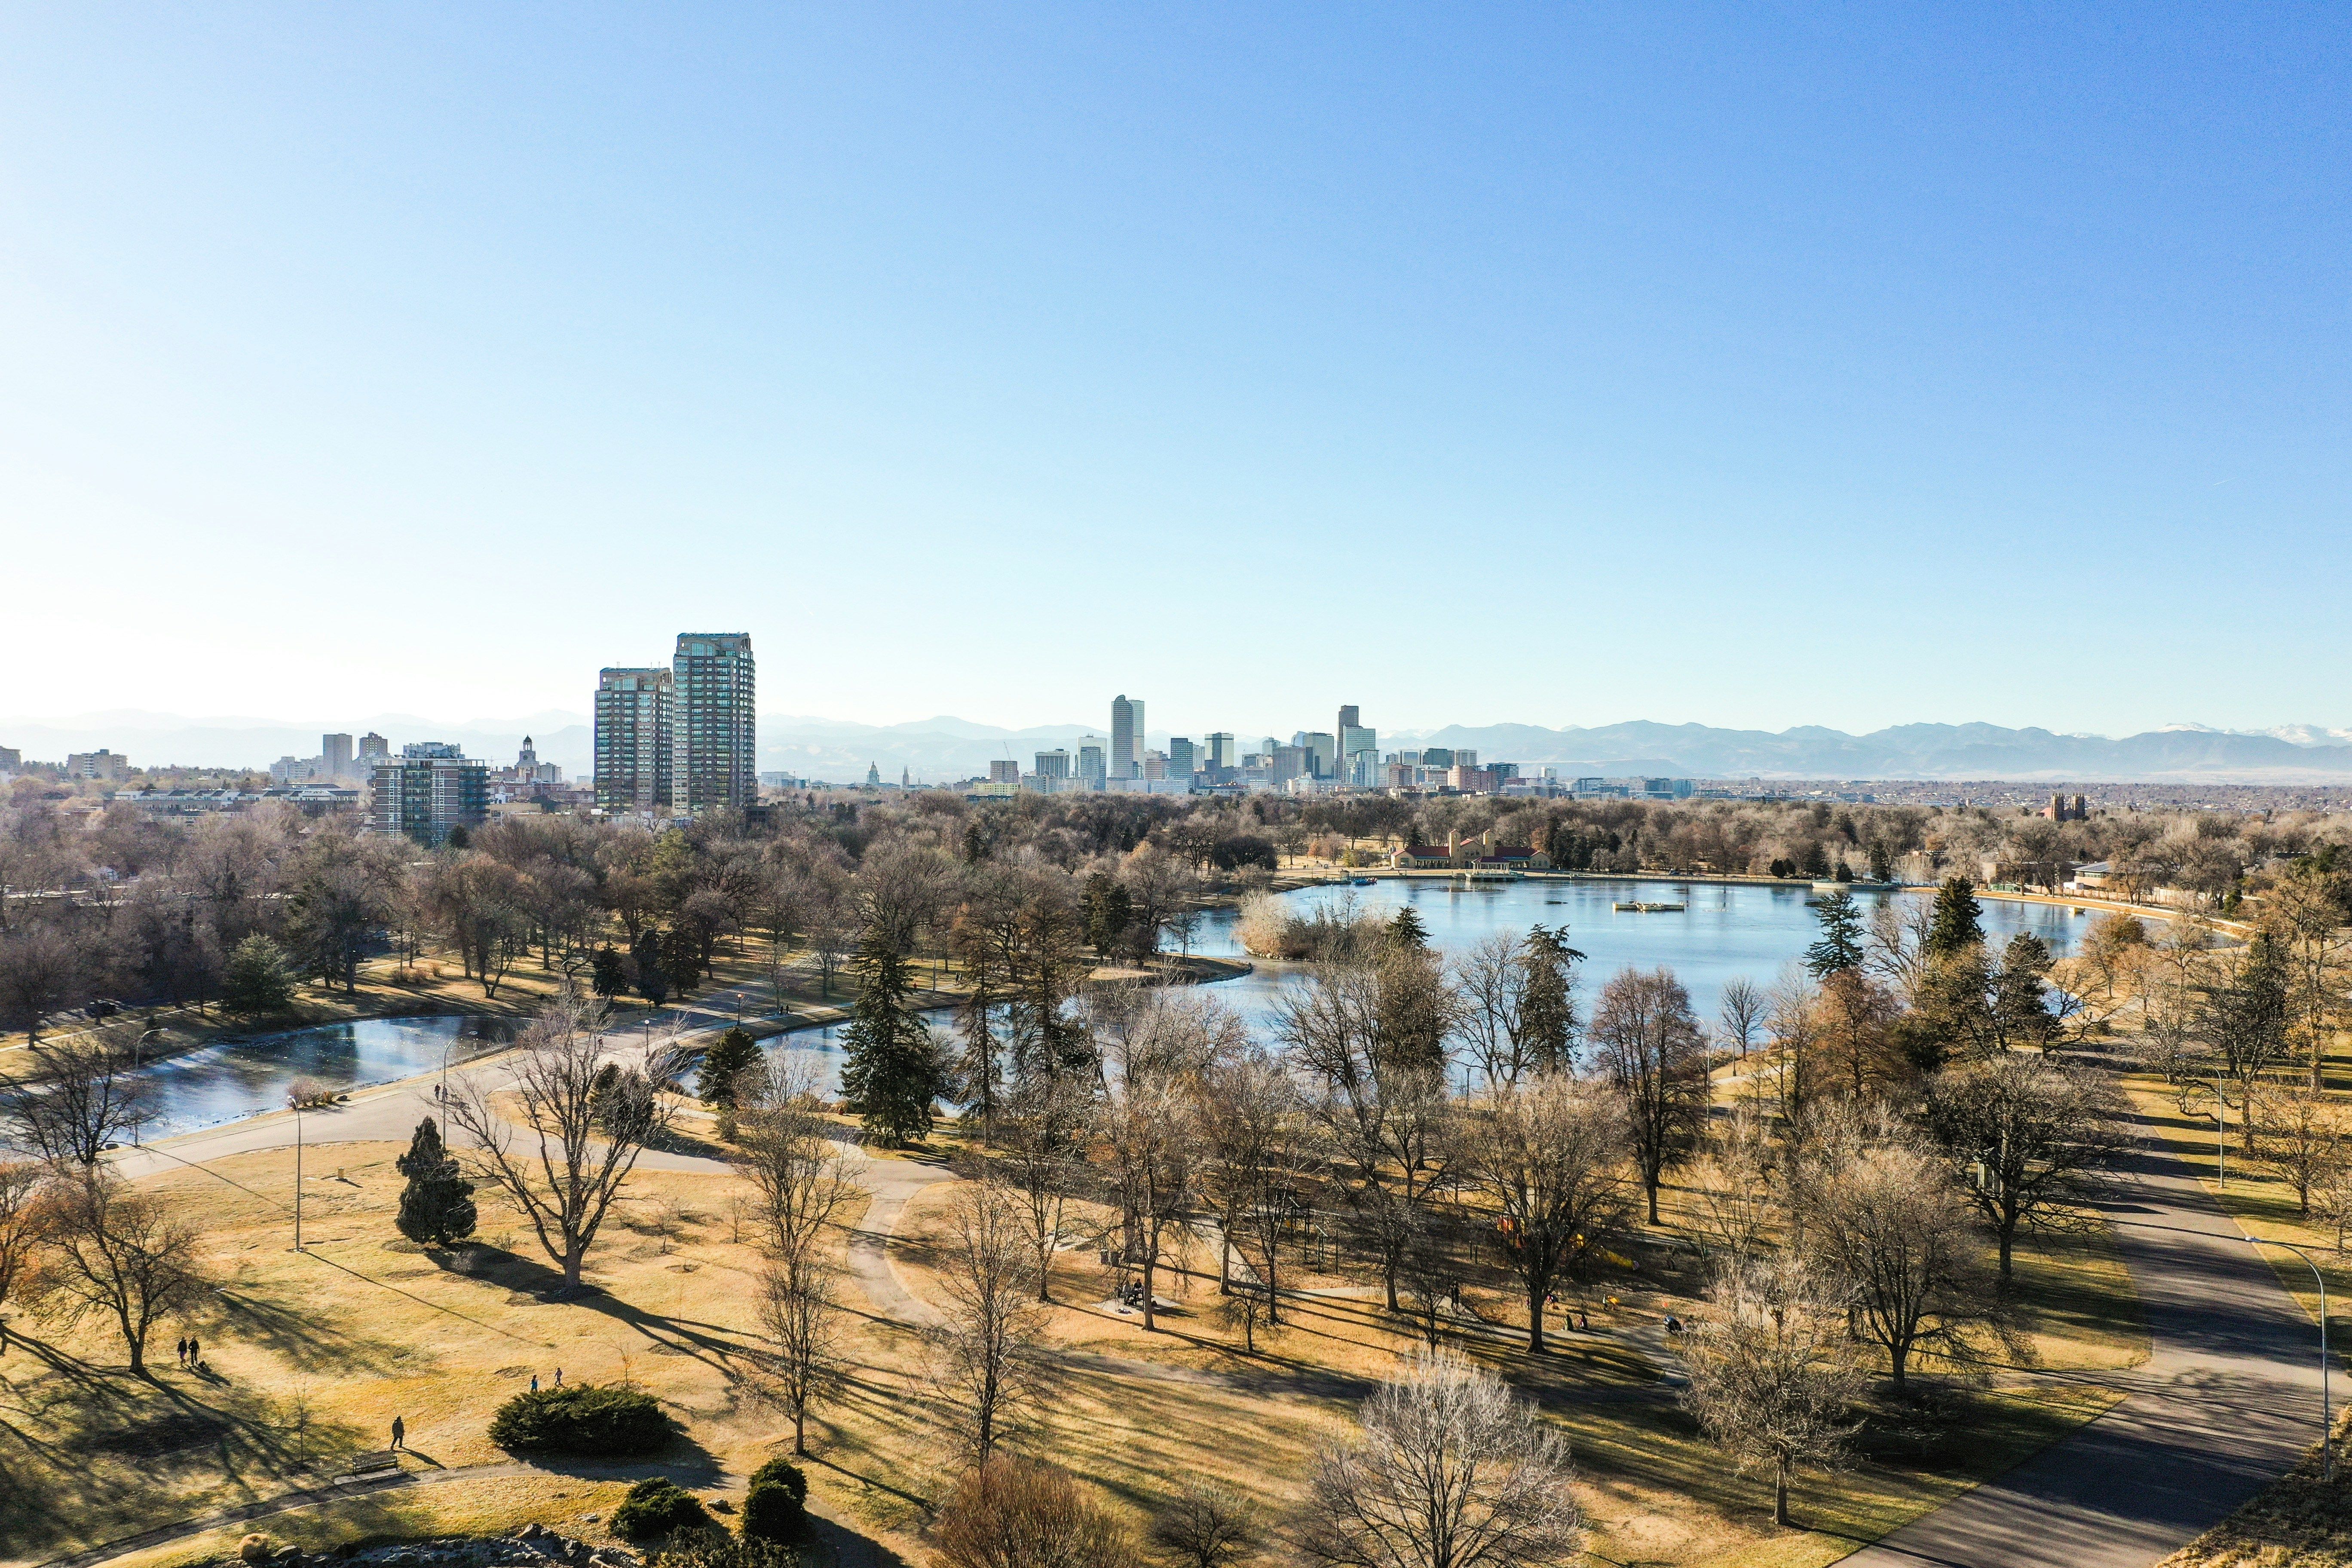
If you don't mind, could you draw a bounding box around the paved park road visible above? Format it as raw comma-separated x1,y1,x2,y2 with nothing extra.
1839,1115,2319,1568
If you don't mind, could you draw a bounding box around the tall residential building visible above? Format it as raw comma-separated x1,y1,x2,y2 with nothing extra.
671,633,756,812
1110,695,1143,779
66,750,129,781
594,667,674,812
322,734,355,778
373,745,487,845
988,760,1020,784
1206,732,1235,771
358,732,389,762
1167,737,1196,778
1035,748,1071,779
1271,745,1308,786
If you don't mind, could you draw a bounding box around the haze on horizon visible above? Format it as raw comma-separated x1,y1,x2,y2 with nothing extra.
3,6,2347,737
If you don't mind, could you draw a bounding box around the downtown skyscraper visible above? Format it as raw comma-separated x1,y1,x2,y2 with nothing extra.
1111,693,1144,780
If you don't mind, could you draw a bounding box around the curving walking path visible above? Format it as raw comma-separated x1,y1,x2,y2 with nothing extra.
1838,1113,2318,1568
98,1042,2328,1568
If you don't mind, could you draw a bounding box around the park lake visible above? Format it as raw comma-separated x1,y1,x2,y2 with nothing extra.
125,879,2099,1134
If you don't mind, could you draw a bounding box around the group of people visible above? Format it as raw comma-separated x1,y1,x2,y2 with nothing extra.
174,1334,203,1369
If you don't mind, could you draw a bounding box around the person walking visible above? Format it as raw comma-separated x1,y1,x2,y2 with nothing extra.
176,1337,188,1366
187,1335,201,1366
390,1415,405,1450
530,1374,539,1393
553,1366,562,1387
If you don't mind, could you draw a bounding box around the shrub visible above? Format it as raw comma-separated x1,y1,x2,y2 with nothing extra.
612,1477,712,1539
740,1455,808,1542
651,1538,796,1568
237,1535,272,1565
487,1384,675,1455
931,1458,1130,1568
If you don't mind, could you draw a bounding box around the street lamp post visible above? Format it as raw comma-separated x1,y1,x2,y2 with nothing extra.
2251,1237,2332,1481
292,1102,304,1252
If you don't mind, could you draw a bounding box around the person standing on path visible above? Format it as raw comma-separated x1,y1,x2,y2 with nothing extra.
390,1416,405,1450
530,1374,539,1392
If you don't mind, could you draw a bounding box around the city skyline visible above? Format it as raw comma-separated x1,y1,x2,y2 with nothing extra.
5,9,2349,734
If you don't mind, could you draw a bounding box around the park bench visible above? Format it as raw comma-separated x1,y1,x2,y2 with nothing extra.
341,1449,401,1479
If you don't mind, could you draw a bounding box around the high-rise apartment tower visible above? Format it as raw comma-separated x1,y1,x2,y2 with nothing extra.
595,667,674,812
670,633,756,812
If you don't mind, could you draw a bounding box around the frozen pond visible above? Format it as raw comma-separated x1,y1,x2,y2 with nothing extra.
131,1015,511,1139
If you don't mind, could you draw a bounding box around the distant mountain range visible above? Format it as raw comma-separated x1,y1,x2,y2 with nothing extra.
9,710,2352,785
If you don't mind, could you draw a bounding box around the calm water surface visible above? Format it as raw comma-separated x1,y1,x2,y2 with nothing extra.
134,1015,511,1138
1184,877,2092,1025
132,882,2100,1130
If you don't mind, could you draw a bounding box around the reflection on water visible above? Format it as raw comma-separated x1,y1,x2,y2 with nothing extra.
1183,877,2092,1029
132,882,2103,1131
135,1015,512,1139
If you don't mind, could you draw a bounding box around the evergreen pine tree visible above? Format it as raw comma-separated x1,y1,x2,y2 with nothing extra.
1803,891,1865,979
395,1117,477,1246
591,944,628,998
1387,905,1430,950
223,934,298,1014
840,923,946,1146
632,933,670,1008
697,1026,761,1106
1926,877,1985,959
1516,924,1583,1072
1083,873,1133,958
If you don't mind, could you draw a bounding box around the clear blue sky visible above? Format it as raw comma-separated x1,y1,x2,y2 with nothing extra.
3,4,2346,741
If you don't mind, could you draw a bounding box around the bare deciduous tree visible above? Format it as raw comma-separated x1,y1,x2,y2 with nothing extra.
444,987,678,1291
733,1054,858,1455
0,1161,50,1354
0,1025,154,1167
733,1055,859,1263
1301,1348,1581,1568
997,1072,1087,1303
1923,1054,2128,1280
931,1174,1048,1466
758,1251,846,1458
1716,976,1767,1059
1691,1108,1776,1264
1280,966,1456,1313
1804,1106,2001,1385
36,1173,209,1375
1152,1479,1260,1568
0,924,83,1046
1586,967,1709,1224
2252,1081,2348,1217
1681,1254,1864,1528
1094,1001,1210,1333
1197,1046,1306,1326
1461,1074,1629,1354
